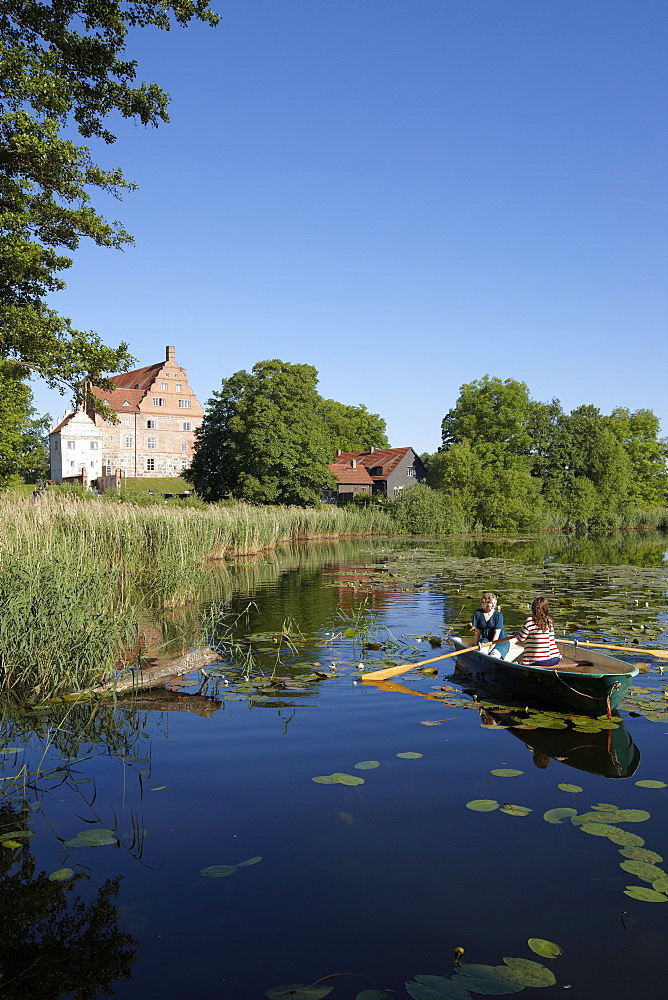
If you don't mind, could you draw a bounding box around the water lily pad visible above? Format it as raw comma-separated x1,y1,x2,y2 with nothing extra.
652,876,668,892
498,957,556,987
606,829,645,848
619,860,665,882
406,980,472,1000
330,772,365,785
452,969,524,995
354,761,380,769
0,830,34,841
414,974,474,998
236,856,262,867
557,783,583,793
397,752,423,759
265,986,334,1000
312,775,337,784
48,868,74,881
527,938,562,958
623,886,668,902
543,808,577,824
490,769,524,777
200,865,238,878
609,809,651,823
635,779,667,788
619,847,663,864
2,840,22,849
466,799,500,812
63,829,117,847
579,822,619,838
499,804,532,817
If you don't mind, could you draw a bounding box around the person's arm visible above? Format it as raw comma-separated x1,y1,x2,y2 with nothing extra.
515,618,531,646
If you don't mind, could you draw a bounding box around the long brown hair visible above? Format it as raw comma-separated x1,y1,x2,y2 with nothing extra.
531,596,553,631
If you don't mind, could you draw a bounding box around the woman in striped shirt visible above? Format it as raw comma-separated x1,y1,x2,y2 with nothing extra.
516,597,561,667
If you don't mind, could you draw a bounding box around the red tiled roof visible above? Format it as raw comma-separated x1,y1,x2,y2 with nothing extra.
328,462,374,485
90,385,145,412
332,448,413,480
111,363,164,391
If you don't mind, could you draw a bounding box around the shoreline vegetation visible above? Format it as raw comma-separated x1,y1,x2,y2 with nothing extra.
1,492,666,705
0,496,391,704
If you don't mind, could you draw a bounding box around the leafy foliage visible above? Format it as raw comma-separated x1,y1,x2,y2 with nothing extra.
428,375,668,534
186,360,336,505
0,1,218,401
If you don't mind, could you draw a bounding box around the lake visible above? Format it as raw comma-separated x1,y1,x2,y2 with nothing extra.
1,534,667,1000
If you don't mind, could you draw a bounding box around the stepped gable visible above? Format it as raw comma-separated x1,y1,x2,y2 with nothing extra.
49,412,74,435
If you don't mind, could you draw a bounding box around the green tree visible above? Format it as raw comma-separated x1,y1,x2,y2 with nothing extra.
185,360,336,505
0,1,218,402
319,398,389,454
441,375,533,468
0,363,50,486
608,407,668,507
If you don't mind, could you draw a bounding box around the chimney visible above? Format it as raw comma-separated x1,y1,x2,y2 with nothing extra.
351,459,357,469
336,449,341,457
166,346,175,362
370,446,375,453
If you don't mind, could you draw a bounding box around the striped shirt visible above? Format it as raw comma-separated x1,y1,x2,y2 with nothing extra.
517,617,560,665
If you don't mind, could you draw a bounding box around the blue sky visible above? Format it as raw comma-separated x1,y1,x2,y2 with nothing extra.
36,0,667,453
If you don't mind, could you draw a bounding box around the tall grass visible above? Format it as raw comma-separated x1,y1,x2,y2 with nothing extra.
0,496,392,702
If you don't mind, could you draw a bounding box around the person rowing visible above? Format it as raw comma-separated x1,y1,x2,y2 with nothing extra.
515,596,561,667
472,592,510,660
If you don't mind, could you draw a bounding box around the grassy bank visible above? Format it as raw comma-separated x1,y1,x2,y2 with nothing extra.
0,496,392,703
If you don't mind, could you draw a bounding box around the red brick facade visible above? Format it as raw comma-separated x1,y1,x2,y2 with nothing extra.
86,346,204,478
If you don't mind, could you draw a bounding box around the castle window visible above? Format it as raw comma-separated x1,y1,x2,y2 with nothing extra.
181,459,188,469
90,441,98,450
147,420,156,428
407,466,415,477
66,440,75,449
146,458,155,471
181,443,187,452
153,397,166,406
175,383,182,391
178,399,191,408
147,437,156,449
182,422,191,431
125,436,132,448
160,382,167,390
124,417,132,426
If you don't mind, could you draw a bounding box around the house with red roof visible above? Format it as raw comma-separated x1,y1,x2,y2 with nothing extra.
84,345,204,479
326,447,426,503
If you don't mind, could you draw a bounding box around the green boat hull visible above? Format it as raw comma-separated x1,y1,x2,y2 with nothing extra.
450,639,639,717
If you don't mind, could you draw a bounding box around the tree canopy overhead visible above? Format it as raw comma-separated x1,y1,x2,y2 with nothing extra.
0,1,218,400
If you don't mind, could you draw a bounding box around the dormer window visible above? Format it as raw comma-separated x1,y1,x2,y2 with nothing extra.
123,400,130,406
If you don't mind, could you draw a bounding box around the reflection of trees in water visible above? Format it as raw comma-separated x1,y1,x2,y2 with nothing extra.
0,804,138,1000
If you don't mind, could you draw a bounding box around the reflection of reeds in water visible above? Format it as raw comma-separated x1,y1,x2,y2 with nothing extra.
0,497,391,702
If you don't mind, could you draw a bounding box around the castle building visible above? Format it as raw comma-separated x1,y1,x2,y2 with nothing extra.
49,407,104,485
86,345,204,479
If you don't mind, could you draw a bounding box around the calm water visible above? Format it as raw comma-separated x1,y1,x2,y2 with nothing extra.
2,535,668,1000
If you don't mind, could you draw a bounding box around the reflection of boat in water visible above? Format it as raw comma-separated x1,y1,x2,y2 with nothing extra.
450,636,639,717
481,709,640,779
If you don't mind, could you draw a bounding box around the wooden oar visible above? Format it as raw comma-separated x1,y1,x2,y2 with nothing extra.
565,641,668,660
362,641,496,682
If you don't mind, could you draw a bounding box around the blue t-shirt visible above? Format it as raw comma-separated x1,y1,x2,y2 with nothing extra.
472,609,508,641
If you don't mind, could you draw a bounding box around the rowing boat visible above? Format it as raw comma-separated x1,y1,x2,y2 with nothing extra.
448,636,639,717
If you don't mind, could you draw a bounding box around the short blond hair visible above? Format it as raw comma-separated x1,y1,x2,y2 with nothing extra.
481,592,498,609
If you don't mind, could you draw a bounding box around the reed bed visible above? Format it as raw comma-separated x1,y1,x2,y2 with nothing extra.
0,496,391,702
